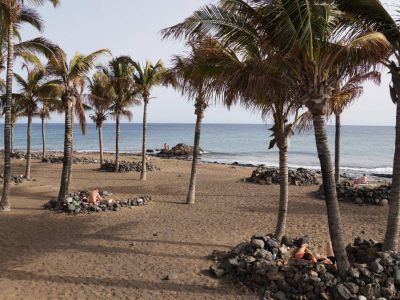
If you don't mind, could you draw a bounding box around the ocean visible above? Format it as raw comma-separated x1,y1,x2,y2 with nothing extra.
1,123,394,175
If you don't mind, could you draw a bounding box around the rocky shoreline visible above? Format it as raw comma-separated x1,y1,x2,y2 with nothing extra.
210,235,400,300
44,191,152,214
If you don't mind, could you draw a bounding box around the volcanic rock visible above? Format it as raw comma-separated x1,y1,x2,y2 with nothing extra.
100,160,160,173
246,167,320,186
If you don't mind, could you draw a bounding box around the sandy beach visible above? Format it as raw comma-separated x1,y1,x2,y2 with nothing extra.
0,154,388,299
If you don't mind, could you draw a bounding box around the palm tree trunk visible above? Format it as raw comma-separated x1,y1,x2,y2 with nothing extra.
1,24,15,211
186,102,205,204
99,124,104,167
41,117,46,158
10,125,14,155
274,138,289,241
140,99,149,181
115,115,120,172
66,113,74,190
383,68,400,251
335,113,341,184
57,97,73,204
312,111,350,276
25,113,33,180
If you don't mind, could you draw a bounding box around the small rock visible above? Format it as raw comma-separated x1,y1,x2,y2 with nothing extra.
335,284,352,300
163,273,178,281
210,265,225,278
370,260,384,273
251,238,265,249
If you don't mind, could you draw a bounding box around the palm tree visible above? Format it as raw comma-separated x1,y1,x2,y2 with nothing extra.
5,97,24,155
162,0,390,275
38,100,61,158
329,71,381,184
198,38,307,240
169,40,212,204
87,71,112,168
0,0,60,211
99,57,139,172
47,48,110,205
129,59,167,181
13,66,60,179
336,0,400,253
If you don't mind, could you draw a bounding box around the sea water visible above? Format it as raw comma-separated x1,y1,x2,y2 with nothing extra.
1,123,394,175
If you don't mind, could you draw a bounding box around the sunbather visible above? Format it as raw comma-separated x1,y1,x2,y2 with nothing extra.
295,239,336,265
353,174,368,185
88,188,103,205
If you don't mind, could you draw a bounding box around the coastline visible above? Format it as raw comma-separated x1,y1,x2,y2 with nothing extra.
5,149,393,181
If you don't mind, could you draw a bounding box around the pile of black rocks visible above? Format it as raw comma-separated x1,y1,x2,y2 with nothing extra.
43,190,152,214
245,167,320,186
0,173,29,184
210,235,400,299
100,160,160,173
0,151,42,160
41,155,99,164
157,143,202,158
0,151,100,165
318,181,390,206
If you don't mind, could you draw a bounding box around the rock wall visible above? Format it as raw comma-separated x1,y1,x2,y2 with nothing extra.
44,191,152,214
100,160,160,173
246,167,320,186
318,182,390,206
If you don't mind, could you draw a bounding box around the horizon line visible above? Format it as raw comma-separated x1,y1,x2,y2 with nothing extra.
0,122,395,127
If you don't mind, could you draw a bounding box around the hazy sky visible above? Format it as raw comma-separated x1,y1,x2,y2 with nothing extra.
20,0,398,126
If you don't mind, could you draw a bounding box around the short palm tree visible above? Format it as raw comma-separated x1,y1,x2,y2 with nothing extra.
38,99,62,158
127,58,167,181
99,57,139,172
47,48,110,205
13,66,60,179
5,97,24,154
169,39,213,204
329,71,381,184
162,0,390,275
0,0,60,211
336,0,400,253
87,71,112,167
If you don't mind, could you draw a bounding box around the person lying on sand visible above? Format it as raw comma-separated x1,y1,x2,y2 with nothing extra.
295,239,336,265
353,174,368,185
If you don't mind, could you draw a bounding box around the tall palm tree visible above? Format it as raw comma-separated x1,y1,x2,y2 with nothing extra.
47,48,110,205
99,57,139,172
162,0,390,275
329,71,381,184
129,59,167,181
336,0,400,253
13,66,59,179
199,38,307,240
0,0,60,211
87,71,112,168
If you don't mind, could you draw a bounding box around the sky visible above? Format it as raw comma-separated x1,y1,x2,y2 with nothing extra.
19,0,398,126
